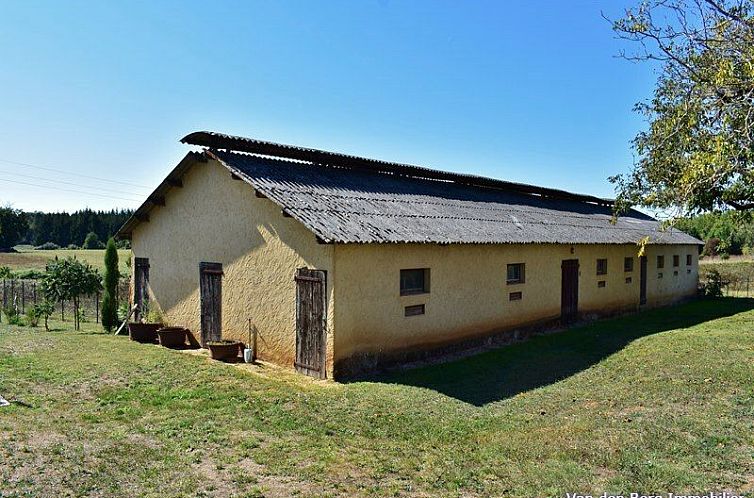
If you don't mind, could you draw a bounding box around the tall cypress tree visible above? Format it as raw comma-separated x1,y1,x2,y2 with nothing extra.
101,237,119,331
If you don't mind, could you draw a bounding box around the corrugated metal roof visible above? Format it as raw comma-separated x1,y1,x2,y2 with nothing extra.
208,149,700,245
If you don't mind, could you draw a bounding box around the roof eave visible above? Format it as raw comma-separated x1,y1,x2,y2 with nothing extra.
115,151,206,240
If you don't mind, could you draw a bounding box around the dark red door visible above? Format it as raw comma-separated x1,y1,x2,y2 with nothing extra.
561,259,579,324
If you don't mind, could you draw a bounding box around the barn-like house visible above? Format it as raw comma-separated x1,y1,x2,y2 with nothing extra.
117,131,701,379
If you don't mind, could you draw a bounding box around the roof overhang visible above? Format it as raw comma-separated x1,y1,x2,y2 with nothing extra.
115,151,206,240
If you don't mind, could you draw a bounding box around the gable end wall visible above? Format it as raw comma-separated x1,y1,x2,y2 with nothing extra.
131,158,334,375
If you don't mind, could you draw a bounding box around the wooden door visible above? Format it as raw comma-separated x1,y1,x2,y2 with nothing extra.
295,268,327,379
639,256,648,305
133,257,150,322
561,259,579,324
200,262,223,345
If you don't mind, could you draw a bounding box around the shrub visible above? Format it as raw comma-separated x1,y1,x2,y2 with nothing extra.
743,245,752,256
39,242,59,250
35,242,60,250
25,307,40,327
0,266,11,279
720,252,731,260
15,269,45,280
143,302,164,324
117,302,131,323
66,244,79,250
700,269,724,297
115,239,131,250
31,301,54,331
2,306,23,326
101,238,119,331
82,232,104,249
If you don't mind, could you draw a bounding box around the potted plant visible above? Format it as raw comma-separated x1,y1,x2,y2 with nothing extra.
157,326,188,348
207,339,242,361
128,303,162,343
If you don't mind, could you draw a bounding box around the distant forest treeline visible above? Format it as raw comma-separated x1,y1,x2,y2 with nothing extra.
23,209,134,247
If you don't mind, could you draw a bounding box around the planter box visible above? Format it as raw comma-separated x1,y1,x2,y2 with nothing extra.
157,327,187,348
207,340,241,361
128,323,161,344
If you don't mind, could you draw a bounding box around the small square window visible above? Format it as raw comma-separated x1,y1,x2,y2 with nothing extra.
625,277,632,284
404,304,425,317
658,272,663,279
673,255,679,267
657,255,665,269
509,291,522,301
507,263,525,284
687,268,692,274
597,280,606,288
400,269,429,296
686,254,692,266
596,259,608,275
624,257,633,272
674,270,679,276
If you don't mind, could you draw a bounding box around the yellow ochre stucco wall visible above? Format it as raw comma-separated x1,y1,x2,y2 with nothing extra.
131,158,334,373
331,242,699,373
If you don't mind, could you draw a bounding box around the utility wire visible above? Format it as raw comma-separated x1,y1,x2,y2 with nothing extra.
0,168,149,197
0,177,143,203
0,158,151,189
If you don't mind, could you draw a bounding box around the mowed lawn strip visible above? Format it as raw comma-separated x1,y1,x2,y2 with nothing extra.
0,299,752,497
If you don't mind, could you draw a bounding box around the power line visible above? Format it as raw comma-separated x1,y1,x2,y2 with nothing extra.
0,158,152,189
0,168,149,197
0,177,143,203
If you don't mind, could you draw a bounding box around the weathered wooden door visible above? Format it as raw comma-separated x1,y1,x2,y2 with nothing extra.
295,268,327,379
200,262,223,345
133,257,150,322
639,256,648,305
561,259,579,324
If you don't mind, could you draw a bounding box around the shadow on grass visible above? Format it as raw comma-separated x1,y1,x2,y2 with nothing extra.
378,298,754,406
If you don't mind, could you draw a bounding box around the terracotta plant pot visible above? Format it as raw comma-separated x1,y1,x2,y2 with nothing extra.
207,340,241,361
128,323,161,343
157,327,188,348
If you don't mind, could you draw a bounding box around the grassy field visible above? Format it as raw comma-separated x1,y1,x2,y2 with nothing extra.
1,299,753,497
700,257,754,280
0,246,131,275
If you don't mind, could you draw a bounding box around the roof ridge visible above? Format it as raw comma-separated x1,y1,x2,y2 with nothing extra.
182,131,615,207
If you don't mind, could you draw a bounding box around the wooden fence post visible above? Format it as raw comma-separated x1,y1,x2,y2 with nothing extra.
95,292,100,324
21,281,25,313
33,282,37,305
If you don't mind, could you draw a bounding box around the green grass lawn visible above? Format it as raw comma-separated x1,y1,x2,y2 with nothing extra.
1,299,753,497
0,246,130,275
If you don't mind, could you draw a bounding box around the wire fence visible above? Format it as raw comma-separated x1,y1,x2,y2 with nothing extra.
0,278,130,324
719,277,754,298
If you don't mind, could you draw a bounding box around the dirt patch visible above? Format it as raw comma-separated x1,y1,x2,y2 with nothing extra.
193,455,331,497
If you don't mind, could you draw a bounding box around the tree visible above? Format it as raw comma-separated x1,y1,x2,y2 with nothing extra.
41,257,102,331
101,238,119,331
0,206,28,250
609,0,754,217
82,231,102,249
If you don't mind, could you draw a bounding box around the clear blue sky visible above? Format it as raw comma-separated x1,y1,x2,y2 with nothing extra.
0,0,654,213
